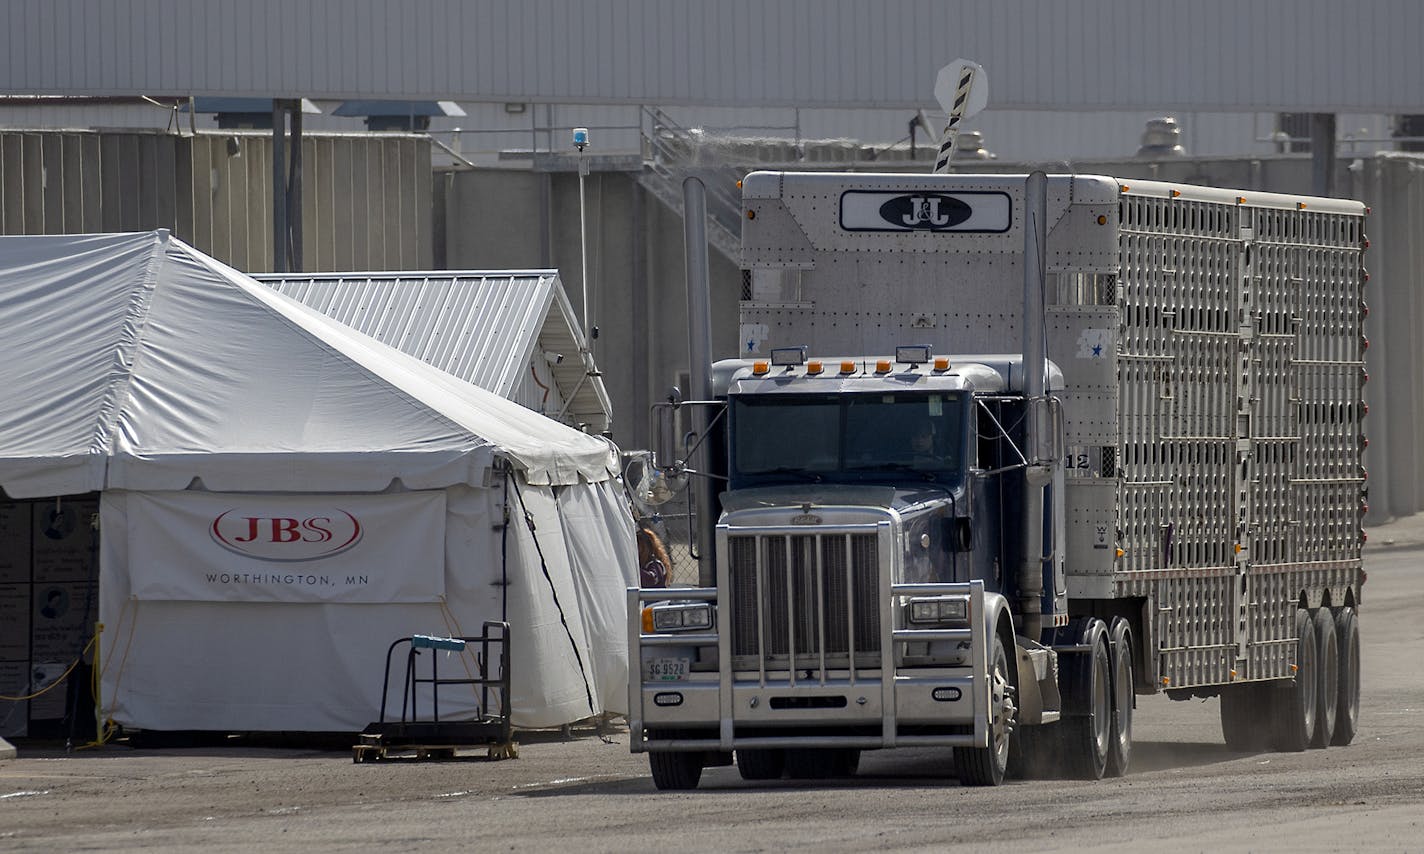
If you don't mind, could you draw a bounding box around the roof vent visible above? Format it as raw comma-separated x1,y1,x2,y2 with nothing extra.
1137,117,1185,158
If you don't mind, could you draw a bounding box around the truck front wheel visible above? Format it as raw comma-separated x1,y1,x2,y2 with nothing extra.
954,631,1015,786
649,750,704,790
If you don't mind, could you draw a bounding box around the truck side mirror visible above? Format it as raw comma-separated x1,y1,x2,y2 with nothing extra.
651,401,681,470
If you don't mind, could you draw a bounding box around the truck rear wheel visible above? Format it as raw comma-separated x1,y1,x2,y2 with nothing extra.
649,750,704,790
1310,606,1339,749
736,748,786,781
953,630,1015,786
1105,617,1134,777
1331,606,1361,746
1271,607,1318,752
1220,681,1273,751
1061,618,1111,780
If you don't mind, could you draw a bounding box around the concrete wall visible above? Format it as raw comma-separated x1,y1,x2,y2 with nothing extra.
440,166,742,448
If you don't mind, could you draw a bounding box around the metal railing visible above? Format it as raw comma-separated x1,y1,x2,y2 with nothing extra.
638,106,745,261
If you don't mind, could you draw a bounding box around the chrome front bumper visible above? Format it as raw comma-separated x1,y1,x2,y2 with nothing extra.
627,579,989,752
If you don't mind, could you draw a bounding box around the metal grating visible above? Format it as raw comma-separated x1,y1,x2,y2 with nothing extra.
1116,193,1364,689
728,532,880,674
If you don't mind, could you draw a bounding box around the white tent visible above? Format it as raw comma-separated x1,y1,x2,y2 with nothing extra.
0,231,637,731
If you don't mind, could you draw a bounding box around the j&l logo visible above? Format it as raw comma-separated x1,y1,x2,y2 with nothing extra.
210,508,363,562
878,193,973,230
839,189,1010,233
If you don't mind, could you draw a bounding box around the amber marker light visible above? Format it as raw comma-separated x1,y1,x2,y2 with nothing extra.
746,209,756,219
1096,215,1108,225
1237,196,1247,204
933,357,950,371
752,361,769,375
840,360,857,374
806,360,824,374
641,607,655,633
875,359,892,373
1170,189,1181,198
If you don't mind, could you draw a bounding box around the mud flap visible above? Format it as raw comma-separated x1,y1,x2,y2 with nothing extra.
1015,638,1062,724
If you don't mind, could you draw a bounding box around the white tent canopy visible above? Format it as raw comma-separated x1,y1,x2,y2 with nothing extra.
0,232,636,731
0,231,616,497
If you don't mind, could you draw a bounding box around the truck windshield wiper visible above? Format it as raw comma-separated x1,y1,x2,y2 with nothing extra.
845,462,940,481
752,466,823,481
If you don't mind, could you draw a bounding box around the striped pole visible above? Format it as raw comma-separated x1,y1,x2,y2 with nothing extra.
934,65,978,174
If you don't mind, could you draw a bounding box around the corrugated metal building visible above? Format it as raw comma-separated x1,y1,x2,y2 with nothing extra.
257,270,613,434
6,0,1424,112
0,129,432,272
3,1,1423,165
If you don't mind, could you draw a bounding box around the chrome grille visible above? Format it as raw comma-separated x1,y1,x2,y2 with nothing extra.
728,532,881,671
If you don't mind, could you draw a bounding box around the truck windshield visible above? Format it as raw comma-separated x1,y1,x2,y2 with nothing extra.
730,391,965,486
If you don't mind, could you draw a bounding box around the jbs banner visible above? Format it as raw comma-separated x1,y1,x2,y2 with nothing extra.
125,491,446,603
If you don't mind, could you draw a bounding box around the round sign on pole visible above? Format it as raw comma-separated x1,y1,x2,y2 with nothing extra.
932,59,988,173
934,59,988,121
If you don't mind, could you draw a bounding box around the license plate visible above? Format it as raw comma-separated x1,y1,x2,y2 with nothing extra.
648,656,689,681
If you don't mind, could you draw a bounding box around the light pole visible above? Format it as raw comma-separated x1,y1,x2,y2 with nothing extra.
573,127,592,357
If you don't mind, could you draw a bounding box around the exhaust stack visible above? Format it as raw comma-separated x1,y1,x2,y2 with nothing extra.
1019,171,1051,641
683,177,717,588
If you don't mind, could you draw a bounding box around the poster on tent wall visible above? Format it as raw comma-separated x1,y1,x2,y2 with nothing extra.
125,491,446,604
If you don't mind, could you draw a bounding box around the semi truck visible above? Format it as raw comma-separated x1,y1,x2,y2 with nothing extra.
628,170,1366,788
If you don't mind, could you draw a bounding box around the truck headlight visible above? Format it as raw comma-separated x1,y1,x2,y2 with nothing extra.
649,603,714,632
907,595,969,625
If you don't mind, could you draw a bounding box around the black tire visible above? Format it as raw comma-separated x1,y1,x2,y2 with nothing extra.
784,748,858,779
1105,617,1134,777
1310,607,1339,749
953,629,1015,786
1271,607,1318,753
1220,681,1273,752
1061,619,1111,780
1331,606,1361,746
736,748,786,781
649,751,704,790
833,748,861,777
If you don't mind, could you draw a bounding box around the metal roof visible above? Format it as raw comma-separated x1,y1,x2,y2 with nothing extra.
256,270,612,434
